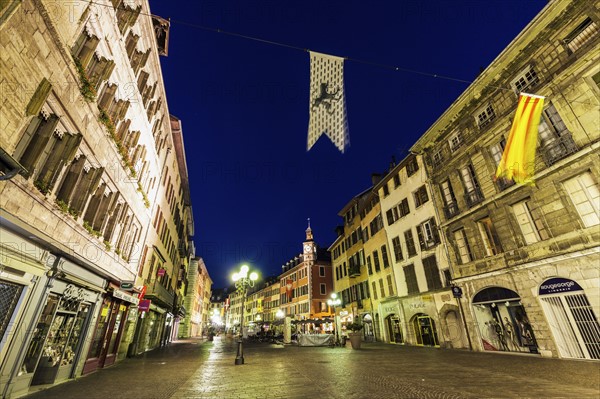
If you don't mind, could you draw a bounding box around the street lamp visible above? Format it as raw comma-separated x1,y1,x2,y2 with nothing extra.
327,293,342,345
232,264,258,365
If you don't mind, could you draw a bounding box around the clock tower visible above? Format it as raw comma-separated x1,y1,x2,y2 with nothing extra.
303,218,316,261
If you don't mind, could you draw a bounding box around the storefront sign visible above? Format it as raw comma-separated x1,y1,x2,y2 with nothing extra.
157,268,166,277
452,286,463,298
383,306,396,313
539,278,583,295
113,289,140,305
138,299,151,312
408,302,427,311
120,281,135,291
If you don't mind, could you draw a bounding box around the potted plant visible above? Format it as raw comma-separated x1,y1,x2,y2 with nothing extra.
346,320,363,349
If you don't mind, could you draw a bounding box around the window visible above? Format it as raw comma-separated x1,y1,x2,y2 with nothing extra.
379,278,386,298
416,218,440,250
477,217,503,256
373,250,381,272
563,172,600,228
538,104,577,166
406,157,419,177
343,262,347,277
15,112,83,195
372,281,378,300
422,255,442,290
511,66,539,93
391,236,403,262
320,284,326,295
454,228,473,264
432,149,443,168
461,164,483,207
319,266,325,277
512,200,550,244
404,264,419,294
399,198,410,217
386,209,394,226
440,180,459,218
448,131,463,153
381,245,390,268
386,275,395,296
563,17,598,54
413,185,429,207
476,104,496,128
404,229,417,257
393,174,401,188
366,256,373,275
490,139,515,190
382,182,390,197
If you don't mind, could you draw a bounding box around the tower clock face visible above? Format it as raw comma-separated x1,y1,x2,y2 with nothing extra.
304,244,312,253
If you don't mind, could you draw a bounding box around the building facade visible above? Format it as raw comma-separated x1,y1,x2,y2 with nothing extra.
359,185,394,342
0,1,194,397
329,191,372,334
279,225,333,323
374,154,467,349
411,0,599,359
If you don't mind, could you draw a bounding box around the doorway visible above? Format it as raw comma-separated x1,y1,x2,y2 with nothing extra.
412,314,439,347
385,315,403,343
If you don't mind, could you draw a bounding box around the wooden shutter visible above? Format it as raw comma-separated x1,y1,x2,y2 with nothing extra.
19,114,59,178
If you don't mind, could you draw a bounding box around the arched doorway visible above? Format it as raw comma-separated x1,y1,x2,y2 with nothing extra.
385,314,403,343
412,313,439,346
472,286,538,353
362,314,375,342
443,309,466,349
539,277,600,360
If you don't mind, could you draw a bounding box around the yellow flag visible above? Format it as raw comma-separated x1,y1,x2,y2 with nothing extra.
496,93,545,185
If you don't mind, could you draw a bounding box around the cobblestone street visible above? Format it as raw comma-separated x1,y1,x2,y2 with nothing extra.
23,337,600,399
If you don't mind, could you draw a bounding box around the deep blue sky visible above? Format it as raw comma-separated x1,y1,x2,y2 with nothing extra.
148,0,548,288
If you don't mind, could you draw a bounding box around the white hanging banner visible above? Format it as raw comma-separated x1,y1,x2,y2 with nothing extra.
307,52,350,153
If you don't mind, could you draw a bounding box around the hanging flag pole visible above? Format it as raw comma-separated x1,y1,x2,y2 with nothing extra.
307,52,350,153
495,93,545,186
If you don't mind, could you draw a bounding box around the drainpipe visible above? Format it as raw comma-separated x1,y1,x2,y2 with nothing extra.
0,147,25,181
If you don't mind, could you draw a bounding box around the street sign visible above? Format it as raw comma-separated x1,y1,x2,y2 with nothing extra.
157,268,166,276
120,281,135,291
452,286,463,298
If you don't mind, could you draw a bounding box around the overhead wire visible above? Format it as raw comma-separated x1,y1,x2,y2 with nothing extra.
81,0,598,105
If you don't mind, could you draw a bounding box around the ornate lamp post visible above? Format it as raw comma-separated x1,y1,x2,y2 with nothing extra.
232,264,258,365
327,293,342,345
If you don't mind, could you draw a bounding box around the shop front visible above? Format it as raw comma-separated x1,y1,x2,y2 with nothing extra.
402,295,440,347
12,277,103,396
82,285,139,374
379,300,403,344
471,286,538,354
538,277,600,360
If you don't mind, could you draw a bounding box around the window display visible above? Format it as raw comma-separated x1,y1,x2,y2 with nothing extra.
472,287,538,353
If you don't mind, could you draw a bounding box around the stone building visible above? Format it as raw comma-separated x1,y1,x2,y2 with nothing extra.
411,0,599,359
0,0,193,397
373,154,467,349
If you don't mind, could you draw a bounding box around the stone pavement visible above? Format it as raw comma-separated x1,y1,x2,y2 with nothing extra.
23,337,600,399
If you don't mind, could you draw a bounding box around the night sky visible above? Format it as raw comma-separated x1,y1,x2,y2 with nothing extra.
148,0,548,288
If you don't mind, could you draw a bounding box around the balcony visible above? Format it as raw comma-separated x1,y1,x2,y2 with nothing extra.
464,187,484,208
541,134,579,166
348,264,361,278
495,177,515,192
443,201,460,219
144,280,175,310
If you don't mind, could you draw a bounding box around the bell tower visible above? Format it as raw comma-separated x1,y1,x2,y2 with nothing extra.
303,218,316,261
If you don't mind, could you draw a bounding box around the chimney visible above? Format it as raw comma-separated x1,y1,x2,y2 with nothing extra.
371,173,383,186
